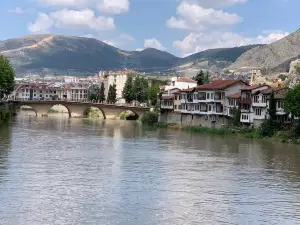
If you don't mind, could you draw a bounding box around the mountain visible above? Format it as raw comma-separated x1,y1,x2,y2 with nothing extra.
0,34,260,76
230,29,300,72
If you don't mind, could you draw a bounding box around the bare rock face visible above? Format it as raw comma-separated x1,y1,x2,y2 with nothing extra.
229,29,300,72
289,59,300,74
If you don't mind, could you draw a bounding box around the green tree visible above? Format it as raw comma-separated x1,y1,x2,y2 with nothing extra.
99,82,105,103
285,85,300,117
268,92,277,121
0,55,15,98
148,82,160,106
133,76,148,103
107,84,117,104
122,74,134,103
204,71,211,84
229,107,241,127
193,70,205,86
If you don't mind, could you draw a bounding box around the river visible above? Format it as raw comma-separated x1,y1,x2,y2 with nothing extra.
1,116,300,225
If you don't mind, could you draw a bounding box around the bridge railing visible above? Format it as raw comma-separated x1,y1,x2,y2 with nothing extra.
11,99,149,108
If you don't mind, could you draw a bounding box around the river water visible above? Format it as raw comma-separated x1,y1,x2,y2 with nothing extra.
1,116,300,225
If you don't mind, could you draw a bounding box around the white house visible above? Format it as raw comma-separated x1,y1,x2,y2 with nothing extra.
164,77,197,91
180,80,248,120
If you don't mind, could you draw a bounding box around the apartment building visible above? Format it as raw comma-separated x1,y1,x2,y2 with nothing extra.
102,70,136,103
13,82,89,101
180,80,248,121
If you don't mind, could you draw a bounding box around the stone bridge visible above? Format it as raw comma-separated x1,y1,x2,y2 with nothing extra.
10,100,150,119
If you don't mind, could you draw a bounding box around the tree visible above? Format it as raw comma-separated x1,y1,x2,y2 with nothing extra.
107,84,117,104
122,74,134,103
148,82,160,106
99,82,105,103
285,85,300,117
133,76,148,103
0,55,15,98
268,91,277,121
193,70,205,86
204,71,211,84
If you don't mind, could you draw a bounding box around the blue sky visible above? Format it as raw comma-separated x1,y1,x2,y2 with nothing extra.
1,0,299,57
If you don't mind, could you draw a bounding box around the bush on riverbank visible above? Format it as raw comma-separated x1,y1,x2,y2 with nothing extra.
0,108,11,124
140,112,158,126
120,111,139,120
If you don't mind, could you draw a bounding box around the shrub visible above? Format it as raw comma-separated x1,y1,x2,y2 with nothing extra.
140,112,158,126
259,120,281,137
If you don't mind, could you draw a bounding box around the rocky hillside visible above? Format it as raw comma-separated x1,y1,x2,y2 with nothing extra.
230,29,300,72
0,34,261,76
0,34,180,76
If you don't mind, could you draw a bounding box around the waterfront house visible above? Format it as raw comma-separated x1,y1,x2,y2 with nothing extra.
179,80,248,127
239,84,270,126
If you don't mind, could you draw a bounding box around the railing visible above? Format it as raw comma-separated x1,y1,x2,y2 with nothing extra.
11,99,149,108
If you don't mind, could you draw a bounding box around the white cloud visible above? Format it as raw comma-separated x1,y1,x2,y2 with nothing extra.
28,13,54,33
50,9,115,30
28,9,115,33
103,40,115,46
36,0,89,7
190,0,247,8
97,0,129,14
136,48,144,51
173,31,290,57
167,1,243,30
36,0,130,14
144,38,166,51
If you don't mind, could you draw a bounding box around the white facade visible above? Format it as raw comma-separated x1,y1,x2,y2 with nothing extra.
164,77,197,91
180,80,248,118
103,74,128,104
240,85,270,125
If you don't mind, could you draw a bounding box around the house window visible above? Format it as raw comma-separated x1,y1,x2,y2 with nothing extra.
206,93,209,99
253,95,259,103
277,101,283,109
255,108,262,116
208,105,212,111
175,105,177,109
175,95,178,100
179,105,182,109
262,95,267,103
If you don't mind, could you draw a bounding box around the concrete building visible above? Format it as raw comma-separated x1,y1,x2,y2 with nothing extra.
102,70,136,103
12,82,89,102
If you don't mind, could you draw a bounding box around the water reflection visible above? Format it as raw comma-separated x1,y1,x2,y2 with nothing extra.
0,125,12,182
1,117,300,224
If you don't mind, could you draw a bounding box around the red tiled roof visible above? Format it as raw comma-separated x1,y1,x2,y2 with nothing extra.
240,84,270,91
229,92,241,99
194,80,246,91
260,87,285,94
177,77,197,83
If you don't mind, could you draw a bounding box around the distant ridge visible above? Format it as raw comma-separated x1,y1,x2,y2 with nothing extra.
0,34,261,76
230,29,300,72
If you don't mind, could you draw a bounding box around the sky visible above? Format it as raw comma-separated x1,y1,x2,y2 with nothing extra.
1,0,299,57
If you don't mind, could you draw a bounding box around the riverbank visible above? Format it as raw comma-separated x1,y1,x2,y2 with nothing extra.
156,122,300,144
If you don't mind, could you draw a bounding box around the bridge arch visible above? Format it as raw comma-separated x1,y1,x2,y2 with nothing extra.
82,106,106,119
47,104,71,118
16,104,37,116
